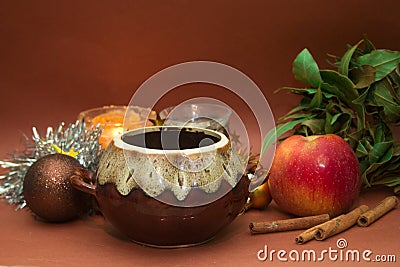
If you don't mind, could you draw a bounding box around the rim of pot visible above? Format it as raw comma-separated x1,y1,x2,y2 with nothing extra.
113,126,229,154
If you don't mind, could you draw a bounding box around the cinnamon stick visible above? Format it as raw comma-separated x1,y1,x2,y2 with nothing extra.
314,205,369,241
295,225,320,244
357,196,399,227
249,214,330,234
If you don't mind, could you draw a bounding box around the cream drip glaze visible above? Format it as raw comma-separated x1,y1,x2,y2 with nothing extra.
97,127,246,201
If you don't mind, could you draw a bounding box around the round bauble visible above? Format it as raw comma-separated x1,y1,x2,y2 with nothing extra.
23,153,91,222
269,134,361,217
246,181,272,210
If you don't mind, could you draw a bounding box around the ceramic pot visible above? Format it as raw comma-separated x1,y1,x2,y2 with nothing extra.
70,126,249,248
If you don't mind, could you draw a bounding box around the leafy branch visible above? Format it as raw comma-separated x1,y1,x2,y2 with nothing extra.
264,37,400,194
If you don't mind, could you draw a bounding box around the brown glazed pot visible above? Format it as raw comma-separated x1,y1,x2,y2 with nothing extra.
71,126,250,248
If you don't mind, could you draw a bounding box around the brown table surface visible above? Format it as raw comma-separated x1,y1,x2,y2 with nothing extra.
0,184,398,266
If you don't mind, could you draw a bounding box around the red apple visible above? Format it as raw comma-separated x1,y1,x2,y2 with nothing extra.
268,134,361,217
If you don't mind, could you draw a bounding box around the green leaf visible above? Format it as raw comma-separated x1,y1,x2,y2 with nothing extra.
326,100,354,116
363,138,374,151
368,142,393,164
352,86,370,105
337,114,352,134
309,86,323,108
350,65,377,89
381,156,400,171
277,113,315,123
320,70,358,100
357,49,400,81
330,113,342,125
322,92,338,99
277,105,309,123
372,81,400,123
261,128,276,157
393,142,400,156
292,48,322,87
295,126,310,136
325,111,333,127
364,161,389,184
324,110,351,134
301,119,325,134
275,87,318,95
360,159,371,186
384,75,400,103
346,129,364,149
356,142,369,157
339,39,363,76
261,117,310,156
372,175,400,187
374,124,385,144
320,70,365,129
363,36,376,54
395,186,400,195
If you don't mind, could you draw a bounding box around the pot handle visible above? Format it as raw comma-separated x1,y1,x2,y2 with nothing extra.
70,167,96,196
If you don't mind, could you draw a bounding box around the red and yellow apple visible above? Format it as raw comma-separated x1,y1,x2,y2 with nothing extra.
268,134,361,217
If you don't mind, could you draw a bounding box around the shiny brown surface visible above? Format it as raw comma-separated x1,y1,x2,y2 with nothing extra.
23,154,90,222
1,1,400,266
96,177,249,247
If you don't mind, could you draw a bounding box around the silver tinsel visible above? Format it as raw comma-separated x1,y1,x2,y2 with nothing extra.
0,120,103,210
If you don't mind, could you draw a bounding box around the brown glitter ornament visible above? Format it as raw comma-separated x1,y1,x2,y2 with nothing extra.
23,153,91,222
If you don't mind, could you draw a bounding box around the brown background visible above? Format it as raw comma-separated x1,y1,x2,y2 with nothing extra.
1,0,400,156
0,1,400,266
